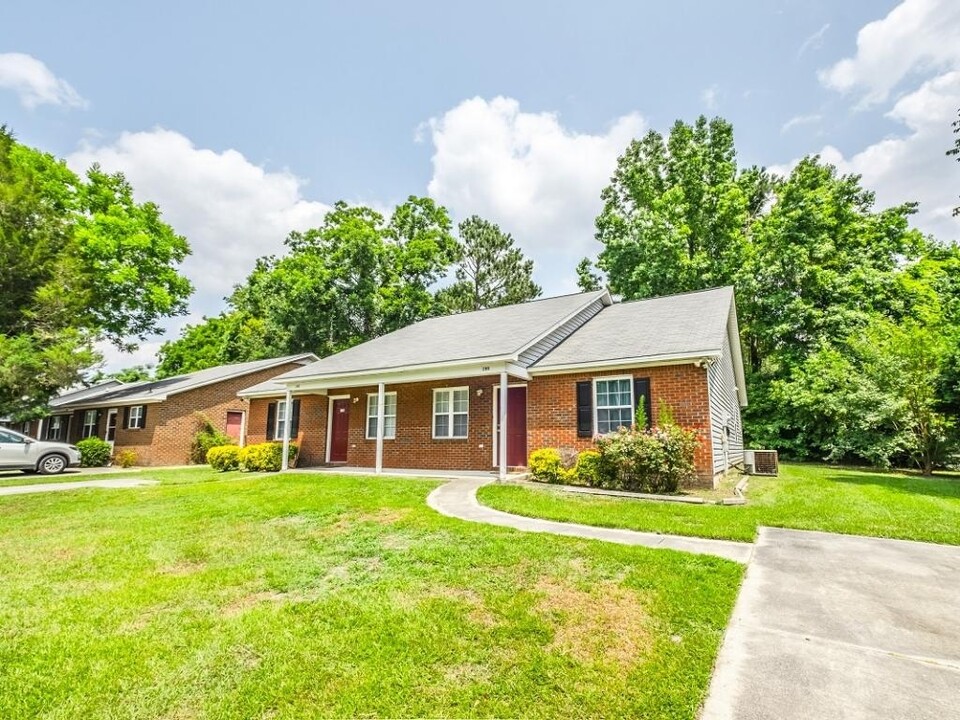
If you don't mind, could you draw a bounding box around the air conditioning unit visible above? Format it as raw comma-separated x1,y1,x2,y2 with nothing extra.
744,449,778,476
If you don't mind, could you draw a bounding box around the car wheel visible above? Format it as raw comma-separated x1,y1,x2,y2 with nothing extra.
37,454,67,475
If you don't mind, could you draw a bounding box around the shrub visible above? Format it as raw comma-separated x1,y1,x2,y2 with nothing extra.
113,449,138,468
238,442,297,472
573,449,602,486
594,424,699,493
558,447,579,470
529,448,564,483
76,437,112,467
190,413,234,464
207,445,240,471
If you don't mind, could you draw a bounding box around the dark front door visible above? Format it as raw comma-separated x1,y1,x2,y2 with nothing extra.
329,398,350,462
225,411,243,441
499,386,528,467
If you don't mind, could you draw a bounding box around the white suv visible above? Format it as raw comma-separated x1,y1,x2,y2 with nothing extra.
0,428,82,475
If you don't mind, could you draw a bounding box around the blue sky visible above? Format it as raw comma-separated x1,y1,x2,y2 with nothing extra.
2,0,959,369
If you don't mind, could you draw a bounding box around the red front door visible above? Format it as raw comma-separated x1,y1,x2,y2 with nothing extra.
498,386,528,467
329,398,350,462
225,411,243,441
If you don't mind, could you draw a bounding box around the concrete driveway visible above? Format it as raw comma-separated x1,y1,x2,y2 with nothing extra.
702,527,960,720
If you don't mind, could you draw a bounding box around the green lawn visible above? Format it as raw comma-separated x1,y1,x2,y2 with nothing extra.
0,469,742,719
478,463,960,545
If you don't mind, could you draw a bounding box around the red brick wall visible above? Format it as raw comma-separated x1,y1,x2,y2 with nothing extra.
245,363,714,482
526,364,714,483
246,394,329,467
87,362,308,466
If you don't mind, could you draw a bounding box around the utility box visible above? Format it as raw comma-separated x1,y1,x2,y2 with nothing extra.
744,450,779,476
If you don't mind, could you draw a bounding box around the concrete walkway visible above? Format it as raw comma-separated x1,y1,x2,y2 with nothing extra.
702,527,960,720
427,476,753,563
0,478,158,496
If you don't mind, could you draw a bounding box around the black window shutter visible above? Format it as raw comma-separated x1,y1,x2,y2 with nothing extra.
291,399,301,437
123,406,131,430
634,378,652,429
266,402,276,441
139,406,148,429
576,381,593,437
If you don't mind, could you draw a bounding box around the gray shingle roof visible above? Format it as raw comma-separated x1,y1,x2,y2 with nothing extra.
56,354,317,409
49,380,125,409
532,286,734,369
275,291,608,381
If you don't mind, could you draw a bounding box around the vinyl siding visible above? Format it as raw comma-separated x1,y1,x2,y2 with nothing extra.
518,298,606,367
707,333,744,474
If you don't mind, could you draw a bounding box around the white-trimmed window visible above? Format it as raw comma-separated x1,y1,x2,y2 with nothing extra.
46,415,64,441
433,387,469,439
366,392,397,439
275,400,288,440
127,405,145,430
82,409,98,439
594,377,633,434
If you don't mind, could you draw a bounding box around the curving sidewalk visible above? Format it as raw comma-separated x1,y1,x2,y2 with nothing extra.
427,476,754,563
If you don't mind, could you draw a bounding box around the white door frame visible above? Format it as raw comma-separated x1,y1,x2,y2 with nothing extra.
490,383,528,467
104,408,118,448
325,395,351,463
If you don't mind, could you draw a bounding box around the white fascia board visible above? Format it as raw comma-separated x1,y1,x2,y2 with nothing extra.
727,296,749,407
56,396,168,410
237,388,328,400
280,359,524,391
528,351,721,376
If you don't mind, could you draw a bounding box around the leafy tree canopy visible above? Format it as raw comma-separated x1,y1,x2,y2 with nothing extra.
0,127,192,420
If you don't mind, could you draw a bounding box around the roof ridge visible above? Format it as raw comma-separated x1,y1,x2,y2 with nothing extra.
613,285,732,306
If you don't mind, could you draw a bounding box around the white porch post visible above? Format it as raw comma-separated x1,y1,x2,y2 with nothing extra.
499,370,508,480
375,382,385,474
280,388,293,471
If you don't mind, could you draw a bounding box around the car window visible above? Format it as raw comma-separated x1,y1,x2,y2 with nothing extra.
0,430,26,444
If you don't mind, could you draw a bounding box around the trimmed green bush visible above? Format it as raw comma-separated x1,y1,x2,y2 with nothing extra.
594,424,699,493
76,437,112,467
189,413,234,465
113,449,138,468
207,445,240,471
529,448,564,483
238,442,297,472
574,449,602,486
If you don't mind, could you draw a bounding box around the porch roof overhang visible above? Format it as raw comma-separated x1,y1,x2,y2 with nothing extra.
274,357,531,393
527,350,722,376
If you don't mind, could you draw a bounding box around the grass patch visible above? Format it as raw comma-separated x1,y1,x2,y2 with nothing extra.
479,463,960,544
0,469,742,719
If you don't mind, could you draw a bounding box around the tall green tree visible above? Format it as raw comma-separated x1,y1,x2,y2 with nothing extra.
594,116,761,299
437,216,541,312
0,127,192,419
156,197,462,376
948,107,959,217
575,257,603,292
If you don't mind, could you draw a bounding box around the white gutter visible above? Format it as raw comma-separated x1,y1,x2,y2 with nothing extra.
528,351,721,376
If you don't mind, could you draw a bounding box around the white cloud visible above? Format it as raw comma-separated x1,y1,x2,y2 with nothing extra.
773,71,960,243
819,0,960,106
781,113,822,134
701,85,720,111
797,23,830,58
0,52,87,109
68,128,332,370
423,96,644,294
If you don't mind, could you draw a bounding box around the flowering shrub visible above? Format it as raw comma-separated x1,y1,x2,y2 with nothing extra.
529,448,564,483
594,424,699,493
113,449,138,468
573,449,602,486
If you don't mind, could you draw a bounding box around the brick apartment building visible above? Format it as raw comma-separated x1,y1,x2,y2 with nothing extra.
22,354,316,466
239,288,747,485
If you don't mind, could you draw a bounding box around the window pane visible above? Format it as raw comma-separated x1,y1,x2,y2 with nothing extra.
385,394,397,415
615,408,632,428
367,395,377,416
453,389,469,413
384,415,396,437
434,391,449,413
434,414,449,437
452,413,468,437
